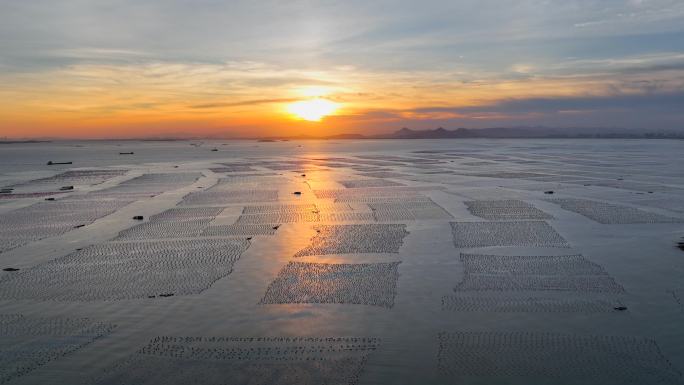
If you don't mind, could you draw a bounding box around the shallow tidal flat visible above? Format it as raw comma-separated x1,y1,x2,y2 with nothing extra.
0,139,683,384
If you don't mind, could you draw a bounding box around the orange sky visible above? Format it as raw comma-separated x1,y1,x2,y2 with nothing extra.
3,60,681,139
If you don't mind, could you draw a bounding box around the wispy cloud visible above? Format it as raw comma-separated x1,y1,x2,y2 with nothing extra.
189,98,299,109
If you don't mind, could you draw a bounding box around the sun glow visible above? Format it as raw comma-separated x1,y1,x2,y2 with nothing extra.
287,99,339,122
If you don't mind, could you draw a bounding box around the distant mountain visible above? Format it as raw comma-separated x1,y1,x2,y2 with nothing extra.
32,126,681,141
242,126,684,140
369,126,684,139
326,133,367,139
386,127,476,139
0,140,51,144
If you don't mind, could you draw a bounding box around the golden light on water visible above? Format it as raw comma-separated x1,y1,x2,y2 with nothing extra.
286,98,340,122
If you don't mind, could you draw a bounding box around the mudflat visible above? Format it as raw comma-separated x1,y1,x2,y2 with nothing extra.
1,138,683,385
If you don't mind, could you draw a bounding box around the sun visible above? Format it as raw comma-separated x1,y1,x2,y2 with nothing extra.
287,98,339,122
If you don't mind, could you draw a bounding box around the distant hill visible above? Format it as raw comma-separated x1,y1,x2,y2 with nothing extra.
0,140,51,144
326,133,367,139
385,127,476,139
365,127,684,139
131,127,684,141
18,127,679,141
226,127,684,141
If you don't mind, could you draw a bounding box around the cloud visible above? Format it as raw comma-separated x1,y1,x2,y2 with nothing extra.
189,98,298,109
411,91,684,115
368,90,684,130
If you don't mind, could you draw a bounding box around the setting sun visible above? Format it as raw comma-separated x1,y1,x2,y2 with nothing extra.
287,99,339,122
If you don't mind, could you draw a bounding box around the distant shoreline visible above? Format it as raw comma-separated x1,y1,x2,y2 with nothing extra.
0,140,51,144
2,137,683,142
2,126,683,142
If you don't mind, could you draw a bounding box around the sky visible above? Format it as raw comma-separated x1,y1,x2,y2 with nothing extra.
1,0,684,138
